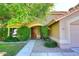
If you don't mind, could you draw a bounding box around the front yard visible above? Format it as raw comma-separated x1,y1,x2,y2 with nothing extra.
0,42,26,56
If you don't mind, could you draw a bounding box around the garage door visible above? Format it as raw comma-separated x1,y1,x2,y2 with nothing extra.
70,25,79,47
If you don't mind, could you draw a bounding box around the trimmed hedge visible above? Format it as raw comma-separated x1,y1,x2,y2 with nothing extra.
0,28,8,41
17,26,31,41
44,39,58,48
40,26,49,40
0,26,31,41
4,36,19,42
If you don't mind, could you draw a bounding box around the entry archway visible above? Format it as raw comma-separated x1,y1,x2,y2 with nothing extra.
25,21,43,39
31,26,41,39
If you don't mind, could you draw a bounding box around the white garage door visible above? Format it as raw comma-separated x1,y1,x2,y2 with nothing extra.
70,25,79,47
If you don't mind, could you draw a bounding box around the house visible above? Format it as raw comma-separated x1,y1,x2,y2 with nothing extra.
47,4,79,49
26,21,43,39
6,19,43,39
1,4,79,49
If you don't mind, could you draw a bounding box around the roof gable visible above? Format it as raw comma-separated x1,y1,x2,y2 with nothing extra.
48,4,79,26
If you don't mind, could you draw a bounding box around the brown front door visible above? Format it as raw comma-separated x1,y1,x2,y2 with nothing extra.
31,27,36,39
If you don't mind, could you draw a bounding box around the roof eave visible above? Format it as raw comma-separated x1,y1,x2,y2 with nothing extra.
47,9,79,26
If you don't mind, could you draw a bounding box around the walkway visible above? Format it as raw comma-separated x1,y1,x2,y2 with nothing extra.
16,40,36,56
16,40,79,56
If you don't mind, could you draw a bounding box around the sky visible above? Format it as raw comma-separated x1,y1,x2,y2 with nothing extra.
0,0,78,11
53,2,79,11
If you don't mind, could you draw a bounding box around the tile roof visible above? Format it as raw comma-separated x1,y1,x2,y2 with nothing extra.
48,4,79,26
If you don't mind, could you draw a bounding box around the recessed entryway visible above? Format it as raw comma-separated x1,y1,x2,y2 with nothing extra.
31,26,41,39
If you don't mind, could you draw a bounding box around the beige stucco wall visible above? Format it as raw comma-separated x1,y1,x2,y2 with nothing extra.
49,21,59,42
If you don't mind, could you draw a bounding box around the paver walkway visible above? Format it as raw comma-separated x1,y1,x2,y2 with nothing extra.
71,48,79,53
16,40,36,56
31,40,79,56
16,39,79,56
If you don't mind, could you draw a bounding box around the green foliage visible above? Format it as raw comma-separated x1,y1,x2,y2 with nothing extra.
0,28,8,41
0,3,54,25
40,26,49,39
44,38,58,48
0,4,12,25
0,4,11,18
4,36,19,42
17,26,30,41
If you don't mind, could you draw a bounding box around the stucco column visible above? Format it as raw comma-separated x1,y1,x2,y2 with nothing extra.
8,28,10,36
59,21,71,49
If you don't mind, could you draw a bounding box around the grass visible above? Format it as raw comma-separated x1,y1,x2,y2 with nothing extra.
0,42,26,56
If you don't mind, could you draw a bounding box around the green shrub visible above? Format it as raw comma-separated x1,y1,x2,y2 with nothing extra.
44,39,58,48
40,26,49,40
0,28,8,41
4,36,19,42
17,26,30,41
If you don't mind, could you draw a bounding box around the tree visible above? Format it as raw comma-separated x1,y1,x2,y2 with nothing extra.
0,3,54,36
0,3,54,25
